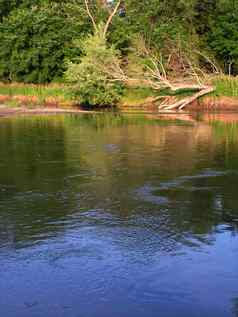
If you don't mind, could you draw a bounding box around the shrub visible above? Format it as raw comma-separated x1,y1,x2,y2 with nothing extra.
65,26,123,107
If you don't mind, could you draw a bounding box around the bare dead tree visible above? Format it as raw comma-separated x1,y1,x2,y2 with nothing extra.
140,45,215,111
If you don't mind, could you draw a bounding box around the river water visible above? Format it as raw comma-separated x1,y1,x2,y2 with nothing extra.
0,113,238,317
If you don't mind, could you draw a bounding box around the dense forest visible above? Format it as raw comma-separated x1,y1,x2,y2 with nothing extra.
0,0,237,106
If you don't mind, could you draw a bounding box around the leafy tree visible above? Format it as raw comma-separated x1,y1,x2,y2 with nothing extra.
0,2,90,83
0,0,238,83
107,15,132,52
193,0,217,35
124,0,195,42
207,0,238,74
0,0,21,20
65,25,123,106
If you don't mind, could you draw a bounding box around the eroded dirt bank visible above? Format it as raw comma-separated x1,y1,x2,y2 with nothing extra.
189,96,238,111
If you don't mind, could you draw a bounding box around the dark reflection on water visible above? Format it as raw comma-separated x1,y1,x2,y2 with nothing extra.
0,113,238,317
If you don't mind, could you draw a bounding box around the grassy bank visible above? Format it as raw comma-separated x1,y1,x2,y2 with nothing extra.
212,75,238,97
0,83,73,108
0,83,162,109
1,76,238,111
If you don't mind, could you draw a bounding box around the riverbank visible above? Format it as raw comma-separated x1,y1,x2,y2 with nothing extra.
0,105,99,117
1,97,238,118
0,76,238,112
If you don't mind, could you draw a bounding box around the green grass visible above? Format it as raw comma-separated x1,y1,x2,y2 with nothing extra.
212,75,238,97
120,87,158,106
121,76,238,106
0,83,72,104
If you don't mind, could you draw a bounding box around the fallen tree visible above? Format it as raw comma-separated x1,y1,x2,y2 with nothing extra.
158,86,214,111
101,36,216,110
142,46,216,111
78,0,216,110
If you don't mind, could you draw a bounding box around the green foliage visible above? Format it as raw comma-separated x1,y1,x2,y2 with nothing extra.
0,83,71,100
193,0,217,35
0,0,22,20
1,0,238,85
107,16,132,53
65,26,123,107
124,0,195,42
207,2,238,74
0,2,90,83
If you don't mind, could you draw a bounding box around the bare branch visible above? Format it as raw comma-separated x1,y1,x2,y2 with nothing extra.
84,0,97,32
103,0,121,38
194,50,221,74
159,86,214,111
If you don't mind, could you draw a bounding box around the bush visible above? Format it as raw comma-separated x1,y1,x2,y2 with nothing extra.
65,26,123,107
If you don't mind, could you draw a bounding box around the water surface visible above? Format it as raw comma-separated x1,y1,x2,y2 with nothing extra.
0,113,238,317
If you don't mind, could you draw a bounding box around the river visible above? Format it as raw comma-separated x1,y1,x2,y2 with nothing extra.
0,113,238,317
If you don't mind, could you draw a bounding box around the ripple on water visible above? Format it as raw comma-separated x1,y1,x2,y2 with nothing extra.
135,169,230,206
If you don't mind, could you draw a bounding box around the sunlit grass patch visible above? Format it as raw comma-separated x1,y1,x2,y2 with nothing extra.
0,83,73,107
212,75,238,97
120,87,157,106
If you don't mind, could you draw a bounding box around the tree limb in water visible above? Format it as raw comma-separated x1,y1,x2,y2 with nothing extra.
159,86,214,111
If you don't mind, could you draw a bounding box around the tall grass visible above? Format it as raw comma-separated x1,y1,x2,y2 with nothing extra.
0,83,73,106
212,75,238,97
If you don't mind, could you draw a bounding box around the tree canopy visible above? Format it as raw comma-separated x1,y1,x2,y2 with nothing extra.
0,0,237,83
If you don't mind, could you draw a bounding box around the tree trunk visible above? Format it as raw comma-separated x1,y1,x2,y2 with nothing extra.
158,86,214,111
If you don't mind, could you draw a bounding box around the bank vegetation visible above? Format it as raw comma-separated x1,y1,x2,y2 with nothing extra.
0,0,238,111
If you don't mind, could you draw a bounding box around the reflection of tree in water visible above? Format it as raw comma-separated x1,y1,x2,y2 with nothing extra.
1,114,238,253
0,116,75,248
64,115,238,253
0,116,68,191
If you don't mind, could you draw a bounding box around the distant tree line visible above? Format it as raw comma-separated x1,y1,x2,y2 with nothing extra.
0,0,237,84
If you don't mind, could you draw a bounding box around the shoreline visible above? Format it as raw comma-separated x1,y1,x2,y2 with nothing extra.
1,94,238,118
0,105,101,117
2,105,238,125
